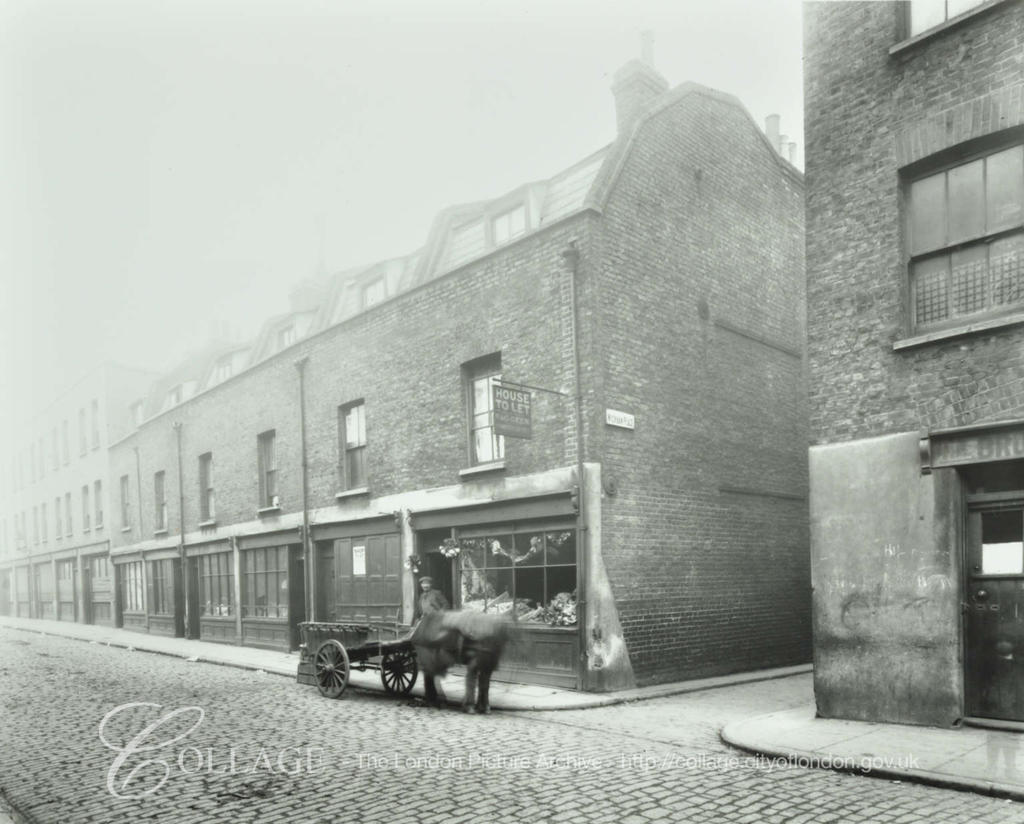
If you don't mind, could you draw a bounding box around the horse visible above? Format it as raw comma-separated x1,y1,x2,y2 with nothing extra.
409,610,515,714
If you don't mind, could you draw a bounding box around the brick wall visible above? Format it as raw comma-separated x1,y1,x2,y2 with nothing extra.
804,1,1024,446
589,89,810,684
112,216,591,548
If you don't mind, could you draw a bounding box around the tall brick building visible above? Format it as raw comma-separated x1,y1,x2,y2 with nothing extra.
15,57,809,691
0,364,155,625
805,0,1024,724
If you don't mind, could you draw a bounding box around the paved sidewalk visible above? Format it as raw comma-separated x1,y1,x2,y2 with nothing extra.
0,614,808,710
723,705,1024,802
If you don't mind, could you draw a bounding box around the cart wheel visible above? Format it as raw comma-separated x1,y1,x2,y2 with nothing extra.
381,649,418,695
314,640,350,699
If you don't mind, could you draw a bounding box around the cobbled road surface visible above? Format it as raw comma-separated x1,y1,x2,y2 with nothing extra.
1,626,1022,824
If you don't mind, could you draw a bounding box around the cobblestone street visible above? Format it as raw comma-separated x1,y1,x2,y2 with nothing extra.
1,627,1023,824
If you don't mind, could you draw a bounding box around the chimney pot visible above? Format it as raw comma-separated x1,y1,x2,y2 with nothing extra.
641,30,655,67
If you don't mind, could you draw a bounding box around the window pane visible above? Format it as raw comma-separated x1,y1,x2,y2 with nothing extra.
473,377,491,413
910,173,946,255
990,234,1024,308
546,531,577,566
910,0,946,34
346,447,366,488
514,566,544,614
947,159,985,245
474,429,496,462
981,510,1023,575
986,147,1024,234
951,243,988,316
946,0,985,17
913,254,949,325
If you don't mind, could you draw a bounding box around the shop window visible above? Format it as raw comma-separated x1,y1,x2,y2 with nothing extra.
34,564,54,616
200,552,234,617
199,453,215,521
454,528,577,624
242,546,289,619
907,144,1023,331
149,559,174,615
120,562,144,612
338,401,367,490
257,430,278,508
154,471,166,532
464,354,505,465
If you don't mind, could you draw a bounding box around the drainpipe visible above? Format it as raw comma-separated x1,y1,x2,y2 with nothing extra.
172,423,190,638
562,240,588,691
295,357,312,623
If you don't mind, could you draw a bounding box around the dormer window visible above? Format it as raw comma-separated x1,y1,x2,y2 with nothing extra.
167,385,183,407
213,356,234,385
278,325,296,350
493,205,526,246
362,277,386,309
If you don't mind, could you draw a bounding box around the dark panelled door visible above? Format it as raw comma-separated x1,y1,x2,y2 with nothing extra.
335,534,401,623
965,504,1024,720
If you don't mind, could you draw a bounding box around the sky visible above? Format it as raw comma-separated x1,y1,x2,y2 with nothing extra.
0,0,804,431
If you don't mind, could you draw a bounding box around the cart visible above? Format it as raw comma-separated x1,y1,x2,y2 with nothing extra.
296,621,418,699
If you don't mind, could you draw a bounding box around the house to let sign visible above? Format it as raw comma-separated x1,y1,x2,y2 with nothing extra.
492,385,532,439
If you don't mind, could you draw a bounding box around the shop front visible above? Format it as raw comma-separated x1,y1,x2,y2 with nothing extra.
15,565,30,617
238,531,305,651
83,552,115,626
812,419,1024,726
186,540,237,645
55,557,77,621
113,554,147,632
925,422,1024,724
411,492,581,689
312,517,402,624
32,561,54,620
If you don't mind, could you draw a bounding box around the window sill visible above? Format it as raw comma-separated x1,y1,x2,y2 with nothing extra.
459,460,507,479
198,519,217,529
893,311,1024,350
153,529,168,538
335,487,369,501
889,0,1010,55
121,526,132,534
256,505,282,517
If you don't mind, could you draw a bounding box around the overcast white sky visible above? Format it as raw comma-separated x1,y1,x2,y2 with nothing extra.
0,0,804,430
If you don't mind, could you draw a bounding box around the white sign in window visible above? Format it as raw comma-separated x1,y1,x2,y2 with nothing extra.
352,544,367,577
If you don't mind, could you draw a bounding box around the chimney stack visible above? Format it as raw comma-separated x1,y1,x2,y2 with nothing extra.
612,32,669,135
765,114,781,153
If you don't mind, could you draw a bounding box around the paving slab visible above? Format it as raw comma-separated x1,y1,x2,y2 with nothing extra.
722,704,1024,802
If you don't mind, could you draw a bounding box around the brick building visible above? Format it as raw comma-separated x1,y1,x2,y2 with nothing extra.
0,364,155,626
44,57,808,691
805,0,1024,724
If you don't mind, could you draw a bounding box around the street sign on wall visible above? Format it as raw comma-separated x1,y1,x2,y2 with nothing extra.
492,384,532,439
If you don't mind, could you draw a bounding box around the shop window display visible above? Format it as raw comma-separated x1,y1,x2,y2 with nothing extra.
454,530,577,625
